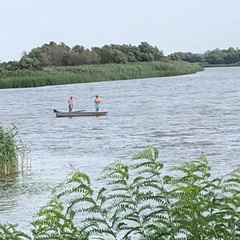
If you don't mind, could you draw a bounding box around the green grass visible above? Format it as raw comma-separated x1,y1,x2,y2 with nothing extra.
0,61,203,89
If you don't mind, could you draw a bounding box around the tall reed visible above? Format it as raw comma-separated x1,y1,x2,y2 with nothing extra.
0,61,203,89
0,124,26,177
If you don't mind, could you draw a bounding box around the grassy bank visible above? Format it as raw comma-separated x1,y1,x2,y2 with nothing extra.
199,61,240,68
0,60,203,88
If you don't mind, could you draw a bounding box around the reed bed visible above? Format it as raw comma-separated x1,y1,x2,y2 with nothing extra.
0,61,203,89
0,124,27,177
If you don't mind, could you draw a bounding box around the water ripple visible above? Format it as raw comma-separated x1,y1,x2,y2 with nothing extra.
1,67,240,228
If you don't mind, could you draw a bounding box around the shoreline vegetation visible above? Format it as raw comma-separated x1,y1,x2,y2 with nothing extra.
0,124,29,178
0,60,203,89
1,146,240,239
0,41,205,89
199,62,240,68
1,41,239,89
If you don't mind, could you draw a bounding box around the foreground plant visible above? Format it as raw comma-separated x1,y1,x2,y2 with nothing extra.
0,224,31,240
0,146,240,239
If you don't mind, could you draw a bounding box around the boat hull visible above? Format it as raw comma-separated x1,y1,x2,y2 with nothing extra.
54,110,107,117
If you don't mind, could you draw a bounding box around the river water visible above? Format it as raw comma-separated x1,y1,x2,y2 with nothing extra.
0,67,240,230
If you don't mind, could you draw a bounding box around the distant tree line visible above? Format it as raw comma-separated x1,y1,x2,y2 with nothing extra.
168,47,240,65
0,41,165,70
1,42,239,71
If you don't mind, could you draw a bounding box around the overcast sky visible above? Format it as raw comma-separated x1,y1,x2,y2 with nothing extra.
0,0,239,62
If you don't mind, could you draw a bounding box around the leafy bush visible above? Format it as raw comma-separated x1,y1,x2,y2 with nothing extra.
1,146,239,239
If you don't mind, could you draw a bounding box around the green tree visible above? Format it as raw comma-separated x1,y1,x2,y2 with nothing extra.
138,42,164,61
18,56,42,70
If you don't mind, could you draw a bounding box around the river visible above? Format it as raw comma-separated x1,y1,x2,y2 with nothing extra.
0,67,240,230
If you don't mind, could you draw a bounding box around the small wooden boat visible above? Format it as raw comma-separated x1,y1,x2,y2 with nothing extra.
53,109,107,118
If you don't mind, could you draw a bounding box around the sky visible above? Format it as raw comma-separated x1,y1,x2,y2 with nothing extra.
0,0,239,62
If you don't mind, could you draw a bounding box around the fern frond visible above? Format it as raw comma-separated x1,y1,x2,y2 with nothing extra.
0,223,31,240
132,146,159,162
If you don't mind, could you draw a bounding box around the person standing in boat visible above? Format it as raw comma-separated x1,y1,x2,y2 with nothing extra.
94,95,100,112
68,96,73,112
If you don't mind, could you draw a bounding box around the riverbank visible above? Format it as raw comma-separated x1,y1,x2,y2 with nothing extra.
0,60,203,89
199,62,240,68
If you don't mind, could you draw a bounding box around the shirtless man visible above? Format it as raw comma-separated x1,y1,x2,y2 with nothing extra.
68,96,73,112
94,95,100,112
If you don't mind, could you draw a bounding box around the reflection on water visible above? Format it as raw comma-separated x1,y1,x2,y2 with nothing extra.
1,67,240,230
0,175,19,212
